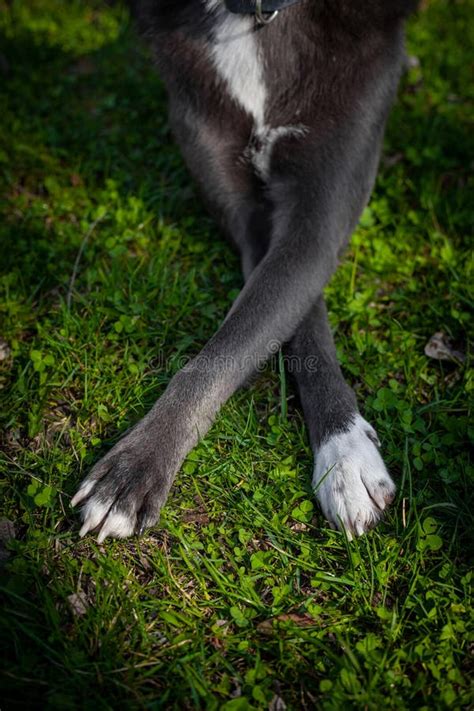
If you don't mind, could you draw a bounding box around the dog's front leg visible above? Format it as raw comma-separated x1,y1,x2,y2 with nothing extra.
71,208,340,541
72,75,400,540
286,298,396,539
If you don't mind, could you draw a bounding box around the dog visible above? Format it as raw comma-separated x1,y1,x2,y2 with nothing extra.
71,0,418,542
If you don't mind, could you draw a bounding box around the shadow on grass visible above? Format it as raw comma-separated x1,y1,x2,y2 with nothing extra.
1,20,211,290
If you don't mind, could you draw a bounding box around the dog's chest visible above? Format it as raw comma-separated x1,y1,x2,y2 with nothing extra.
207,3,266,126
206,2,305,177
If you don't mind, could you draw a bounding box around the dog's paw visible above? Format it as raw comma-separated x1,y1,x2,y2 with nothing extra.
313,414,395,539
71,417,179,542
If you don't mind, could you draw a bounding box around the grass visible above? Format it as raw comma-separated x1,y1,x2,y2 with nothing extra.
0,0,472,708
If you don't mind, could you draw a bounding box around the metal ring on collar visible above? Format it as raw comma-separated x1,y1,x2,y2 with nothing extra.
255,0,279,24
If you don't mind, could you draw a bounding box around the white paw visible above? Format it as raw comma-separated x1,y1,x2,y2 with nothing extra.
313,414,395,539
76,499,136,543
70,403,185,542
71,480,138,542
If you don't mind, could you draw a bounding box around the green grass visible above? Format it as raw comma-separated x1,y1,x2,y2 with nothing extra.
0,1,473,708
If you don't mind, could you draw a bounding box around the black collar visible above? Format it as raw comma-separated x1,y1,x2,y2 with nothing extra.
224,0,301,15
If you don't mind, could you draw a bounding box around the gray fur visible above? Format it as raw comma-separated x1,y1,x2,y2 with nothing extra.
72,0,416,540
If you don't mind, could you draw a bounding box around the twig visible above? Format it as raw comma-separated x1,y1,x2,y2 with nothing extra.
66,213,106,309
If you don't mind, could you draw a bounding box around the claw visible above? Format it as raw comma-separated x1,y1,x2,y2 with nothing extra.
71,479,95,508
78,501,110,537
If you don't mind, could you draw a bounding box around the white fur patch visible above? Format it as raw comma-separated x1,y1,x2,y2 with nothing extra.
207,1,267,128
250,124,308,179
96,510,136,543
78,500,110,538
76,491,136,542
206,1,306,179
313,415,395,539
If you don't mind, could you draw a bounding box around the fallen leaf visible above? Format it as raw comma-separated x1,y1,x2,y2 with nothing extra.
424,332,465,363
215,619,229,628
210,636,225,650
182,511,210,525
289,522,308,532
70,173,83,187
0,518,15,565
69,57,96,76
0,338,11,362
257,613,315,635
269,695,287,711
67,591,89,617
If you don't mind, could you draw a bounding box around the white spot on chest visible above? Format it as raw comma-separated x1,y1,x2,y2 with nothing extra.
248,124,308,179
206,1,306,179
206,1,267,128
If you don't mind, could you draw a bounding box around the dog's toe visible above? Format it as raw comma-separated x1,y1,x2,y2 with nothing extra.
78,499,110,538
96,507,137,543
71,479,97,508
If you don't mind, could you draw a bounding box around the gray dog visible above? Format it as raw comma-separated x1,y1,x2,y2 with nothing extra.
72,0,418,541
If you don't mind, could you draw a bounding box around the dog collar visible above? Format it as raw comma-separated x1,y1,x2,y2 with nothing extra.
224,0,301,25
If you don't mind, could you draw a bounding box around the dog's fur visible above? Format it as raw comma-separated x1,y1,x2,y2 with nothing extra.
72,0,418,541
